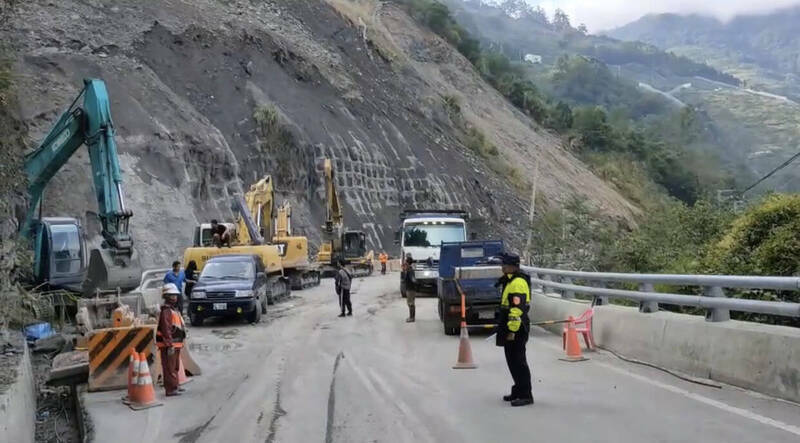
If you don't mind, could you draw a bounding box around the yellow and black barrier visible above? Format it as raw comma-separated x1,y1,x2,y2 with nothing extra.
87,325,156,392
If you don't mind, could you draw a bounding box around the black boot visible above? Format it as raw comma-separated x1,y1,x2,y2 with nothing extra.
511,397,534,407
406,306,415,322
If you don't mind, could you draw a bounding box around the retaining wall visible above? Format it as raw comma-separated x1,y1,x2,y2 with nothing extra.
531,292,800,403
0,336,36,443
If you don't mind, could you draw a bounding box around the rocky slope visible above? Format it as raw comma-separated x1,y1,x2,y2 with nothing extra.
2,0,637,267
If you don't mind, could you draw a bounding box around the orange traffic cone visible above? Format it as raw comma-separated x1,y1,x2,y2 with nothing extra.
453,321,477,369
560,316,589,362
121,349,138,405
128,352,163,410
178,353,193,385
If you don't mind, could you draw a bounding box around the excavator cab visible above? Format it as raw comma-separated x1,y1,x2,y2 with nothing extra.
32,217,87,293
341,231,367,260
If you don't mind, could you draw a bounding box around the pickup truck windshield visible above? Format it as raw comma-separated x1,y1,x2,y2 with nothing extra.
200,261,255,280
403,222,465,247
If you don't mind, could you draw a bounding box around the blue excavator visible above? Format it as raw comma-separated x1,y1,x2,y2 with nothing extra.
22,78,142,295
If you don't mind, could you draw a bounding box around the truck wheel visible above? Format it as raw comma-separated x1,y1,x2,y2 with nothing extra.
444,322,458,336
190,313,203,327
437,299,443,321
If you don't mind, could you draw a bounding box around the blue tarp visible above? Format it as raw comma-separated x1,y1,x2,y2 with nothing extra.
24,322,55,342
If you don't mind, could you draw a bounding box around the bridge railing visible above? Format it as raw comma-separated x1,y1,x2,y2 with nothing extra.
453,266,800,322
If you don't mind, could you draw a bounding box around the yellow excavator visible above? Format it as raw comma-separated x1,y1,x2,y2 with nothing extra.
238,176,320,289
315,158,374,277
184,176,320,291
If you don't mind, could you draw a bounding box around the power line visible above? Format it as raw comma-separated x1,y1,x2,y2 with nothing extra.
741,149,800,195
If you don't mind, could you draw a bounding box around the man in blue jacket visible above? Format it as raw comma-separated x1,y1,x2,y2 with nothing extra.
163,261,186,314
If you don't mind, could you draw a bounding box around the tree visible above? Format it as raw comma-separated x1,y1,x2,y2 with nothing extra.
422,2,451,33
572,106,613,151
553,8,571,31
547,101,573,131
577,23,588,35
500,0,530,18
705,194,800,278
530,6,549,25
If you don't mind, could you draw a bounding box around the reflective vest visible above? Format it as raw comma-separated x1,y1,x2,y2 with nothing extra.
499,273,531,335
156,308,186,348
379,253,388,263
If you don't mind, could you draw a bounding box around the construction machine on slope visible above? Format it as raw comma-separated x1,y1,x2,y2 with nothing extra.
315,158,374,277
272,199,321,288
22,78,142,295
234,175,320,289
184,175,319,294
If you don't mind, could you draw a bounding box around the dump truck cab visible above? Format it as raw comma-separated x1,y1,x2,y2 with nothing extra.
398,210,468,297
437,240,504,335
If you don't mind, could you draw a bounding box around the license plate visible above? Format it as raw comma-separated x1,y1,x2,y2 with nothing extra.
213,303,227,311
478,310,494,320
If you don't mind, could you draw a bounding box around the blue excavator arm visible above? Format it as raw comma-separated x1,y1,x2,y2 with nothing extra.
23,78,140,293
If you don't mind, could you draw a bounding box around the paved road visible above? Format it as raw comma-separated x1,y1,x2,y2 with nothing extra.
84,274,800,443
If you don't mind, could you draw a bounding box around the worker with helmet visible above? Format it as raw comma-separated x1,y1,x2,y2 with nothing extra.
495,252,533,406
379,251,389,275
157,283,186,396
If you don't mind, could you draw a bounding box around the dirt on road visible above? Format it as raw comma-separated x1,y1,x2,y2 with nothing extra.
79,273,800,443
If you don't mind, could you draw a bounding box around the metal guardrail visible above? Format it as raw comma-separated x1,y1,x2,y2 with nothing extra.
454,265,800,322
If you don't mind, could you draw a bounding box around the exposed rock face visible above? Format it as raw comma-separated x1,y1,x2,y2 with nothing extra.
3,0,638,267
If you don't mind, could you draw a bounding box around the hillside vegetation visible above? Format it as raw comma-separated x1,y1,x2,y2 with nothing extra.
406,1,800,327
401,0,734,206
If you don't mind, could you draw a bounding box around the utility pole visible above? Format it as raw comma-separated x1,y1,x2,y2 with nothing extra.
523,157,539,265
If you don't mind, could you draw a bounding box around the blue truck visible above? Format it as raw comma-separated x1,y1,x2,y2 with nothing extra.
437,240,504,335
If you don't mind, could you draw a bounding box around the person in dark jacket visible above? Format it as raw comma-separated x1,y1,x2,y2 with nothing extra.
402,254,416,322
495,252,533,407
183,260,198,314
335,260,353,317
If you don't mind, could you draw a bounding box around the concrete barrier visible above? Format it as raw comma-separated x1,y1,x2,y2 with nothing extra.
531,292,800,404
0,335,36,443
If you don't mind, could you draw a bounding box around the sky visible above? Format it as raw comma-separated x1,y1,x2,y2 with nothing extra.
529,0,800,32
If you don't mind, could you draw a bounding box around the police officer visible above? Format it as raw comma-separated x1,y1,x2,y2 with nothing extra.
495,252,533,406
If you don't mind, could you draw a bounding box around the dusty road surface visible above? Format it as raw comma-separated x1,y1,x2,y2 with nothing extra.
83,274,800,443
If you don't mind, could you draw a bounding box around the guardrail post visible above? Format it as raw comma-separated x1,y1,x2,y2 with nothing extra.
542,274,552,294
704,286,730,322
638,283,659,313
529,272,541,290
592,281,608,306
562,277,575,299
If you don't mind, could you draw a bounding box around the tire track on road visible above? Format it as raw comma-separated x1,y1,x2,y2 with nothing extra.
325,351,345,443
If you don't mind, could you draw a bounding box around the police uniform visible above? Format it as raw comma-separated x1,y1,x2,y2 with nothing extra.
495,253,533,406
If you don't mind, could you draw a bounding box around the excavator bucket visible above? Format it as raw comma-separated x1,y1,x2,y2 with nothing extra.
83,247,142,295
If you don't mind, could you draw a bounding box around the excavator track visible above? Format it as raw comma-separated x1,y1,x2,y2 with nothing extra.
266,276,291,305
287,270,321,290
349,264,374,278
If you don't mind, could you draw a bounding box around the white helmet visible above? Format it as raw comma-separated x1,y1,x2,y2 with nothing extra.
162,283,180,297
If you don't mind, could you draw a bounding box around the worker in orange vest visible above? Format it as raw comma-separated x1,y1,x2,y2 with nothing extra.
379,251,389,275
157,283,186,396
